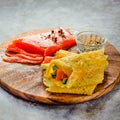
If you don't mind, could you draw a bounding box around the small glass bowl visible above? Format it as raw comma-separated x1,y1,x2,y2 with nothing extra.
75,31,107,53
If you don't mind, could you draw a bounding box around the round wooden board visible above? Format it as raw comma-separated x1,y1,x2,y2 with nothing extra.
0,29,120,104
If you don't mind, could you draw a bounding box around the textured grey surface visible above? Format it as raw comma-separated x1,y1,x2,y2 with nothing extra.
0,0,120,120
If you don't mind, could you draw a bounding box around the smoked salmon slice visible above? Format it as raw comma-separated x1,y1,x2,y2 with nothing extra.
3,56,43,64
5,52,43,61
12,27,76,56
7,44,42,57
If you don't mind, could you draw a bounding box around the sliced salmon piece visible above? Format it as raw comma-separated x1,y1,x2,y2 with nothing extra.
3,56,43,64
7,44,42,57
13,38,60,56
12,27,75,56
5,52,43,61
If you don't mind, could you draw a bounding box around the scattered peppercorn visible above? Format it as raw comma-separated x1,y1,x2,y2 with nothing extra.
62,34,66,38
60,29,63,33
54,37,57,42
47,34,51,38
51,30,54,34
58,30,61,33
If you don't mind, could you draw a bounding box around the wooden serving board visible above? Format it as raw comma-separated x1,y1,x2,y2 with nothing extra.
0,29,120,104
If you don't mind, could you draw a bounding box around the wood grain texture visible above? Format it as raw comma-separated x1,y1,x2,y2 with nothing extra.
0,29,120,104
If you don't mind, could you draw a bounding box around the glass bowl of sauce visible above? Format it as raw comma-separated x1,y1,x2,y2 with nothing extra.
75,31,107,53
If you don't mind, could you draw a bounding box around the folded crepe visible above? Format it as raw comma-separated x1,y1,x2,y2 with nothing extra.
41,50,108,95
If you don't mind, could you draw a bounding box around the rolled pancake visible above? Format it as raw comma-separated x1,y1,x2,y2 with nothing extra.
41,50,108,95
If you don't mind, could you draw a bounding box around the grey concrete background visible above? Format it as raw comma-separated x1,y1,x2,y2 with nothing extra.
0,0,120,120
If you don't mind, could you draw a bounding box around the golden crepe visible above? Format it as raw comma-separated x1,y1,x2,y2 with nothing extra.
41,50,108,95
